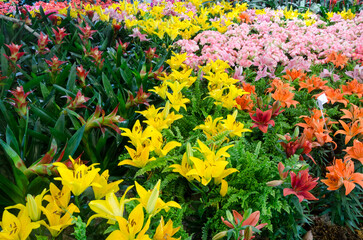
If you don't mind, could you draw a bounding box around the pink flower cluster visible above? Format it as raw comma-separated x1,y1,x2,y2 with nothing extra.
176,9,363,79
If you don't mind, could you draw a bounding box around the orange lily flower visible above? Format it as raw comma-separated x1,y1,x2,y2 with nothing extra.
235,95,254,112
282,69,307,82
314,88,349,107
241,82,256,95
238,12,253,24
340,104,363,122
334,120,363,145
266,78,294,93
298,75,328,93
321,158,363,195
325,51,348,69
271,88,299,108
344,140,363,164
341,79,363,98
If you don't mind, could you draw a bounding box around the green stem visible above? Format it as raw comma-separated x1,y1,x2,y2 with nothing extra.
75,195,81,210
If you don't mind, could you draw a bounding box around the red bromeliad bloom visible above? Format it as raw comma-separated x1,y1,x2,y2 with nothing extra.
52,27,69,45
76,65,89,87
8,86,32,117
145,47,159,60
4,43,25,68
221,210,267,240
89,47,104,69
66,90,90,110
125,86,151,109
250,108,275,133
283,169,319,202
116,40,129,54
78,22,97,44
37,32,52,55
45,55,67,73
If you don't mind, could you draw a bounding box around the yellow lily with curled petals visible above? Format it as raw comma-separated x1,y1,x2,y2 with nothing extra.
88,186,133,225
106,205,151,240
40,202,79,237
194,116,223,140
150,131,181,157
0,208,39,240
92,170,123,200
134,180,181,216
153,216,181,240
220,110,252,138
120,120,153,147
7,188,47,222
53,159,101,196
118,145,156,168
43,183,71,211
170,153,196,182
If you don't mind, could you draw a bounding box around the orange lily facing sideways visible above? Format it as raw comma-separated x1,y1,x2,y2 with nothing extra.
271,88,299,108
266,78,295,93
314,88,349,107
344,140,363,164
340,104,363,122
298,75,328,93
282,69,307,82
321,159,363,195
334,120,363,145
341,79,363,98
325,51,348,69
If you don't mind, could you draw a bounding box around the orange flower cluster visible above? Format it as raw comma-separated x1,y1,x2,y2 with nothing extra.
325,51,349,69
321,159,363,195
340,104,363,122
334,120,363,144
341,79,363,98
238,12,253,24
299,75,328,93
296,109,336,148
314,88,349,107
235,82,255,112
282,69,307,82
344,140,363,164
267,79,299,108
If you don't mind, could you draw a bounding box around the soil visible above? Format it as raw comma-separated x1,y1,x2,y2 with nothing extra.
310,217,363,240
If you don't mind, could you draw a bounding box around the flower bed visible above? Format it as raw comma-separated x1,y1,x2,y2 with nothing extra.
0,0,362,239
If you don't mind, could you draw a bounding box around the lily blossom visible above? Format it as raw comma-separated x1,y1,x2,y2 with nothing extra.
250,108,275,133
283,169,319,202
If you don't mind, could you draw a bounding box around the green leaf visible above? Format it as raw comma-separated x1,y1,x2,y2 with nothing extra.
66,63,77,91
6,125,20,154
60,125,85,162
53,84,76,97
0,138,26,172
102,72,117,107
40,82,50,99
31,105,57,125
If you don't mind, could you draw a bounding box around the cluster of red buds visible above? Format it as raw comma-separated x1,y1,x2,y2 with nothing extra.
45,55,67,74
89,47,104,69
65,90,90,110
279,133,315,164
52,27,69,45
37,32,51,55
144,47,159,61
76,65,90,87
8,86,32,117
78,22,97,45
115,40,129,54
4,43,25,70
125,86,151,109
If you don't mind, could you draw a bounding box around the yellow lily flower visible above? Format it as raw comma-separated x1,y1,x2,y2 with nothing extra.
88,186,133,225
53,156,101,196
194,139,233,162
134,180,181,216
106,205,151,240
120,120,153,147
43,183,71,211
118,145,156,168
92,170,124,200
150,131,181,157
7,188,47,222
170,153,196,181
153,216,181,240
194,115,223,140
40,202,79,237
150,81,168,99
220,110,252,137
0,208,39,240
165,52,188,70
